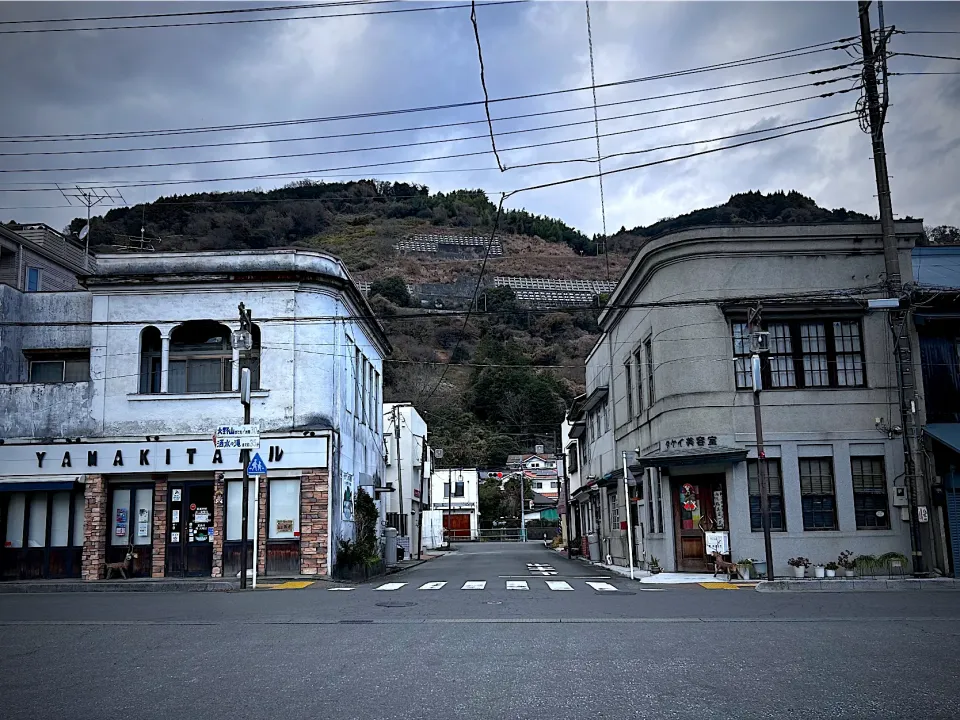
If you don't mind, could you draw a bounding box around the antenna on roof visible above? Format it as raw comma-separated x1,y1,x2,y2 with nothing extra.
56,184,126,257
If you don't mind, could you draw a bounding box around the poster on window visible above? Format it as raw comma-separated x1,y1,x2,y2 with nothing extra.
342,473,355,522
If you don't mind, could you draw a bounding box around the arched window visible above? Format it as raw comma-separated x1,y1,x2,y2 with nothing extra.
169,321,232,394
139,326,162,394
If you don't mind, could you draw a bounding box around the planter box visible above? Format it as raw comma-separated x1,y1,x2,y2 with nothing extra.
332,560,386,582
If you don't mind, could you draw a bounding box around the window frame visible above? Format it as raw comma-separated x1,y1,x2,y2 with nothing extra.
26,266,41,292
732,317,867,391
26,352,90,383
624,359,634,418
851,456,890,529
799,457,838,531
633,347,644,413
168,321,233,394
747,458,787,532
643,336,654,408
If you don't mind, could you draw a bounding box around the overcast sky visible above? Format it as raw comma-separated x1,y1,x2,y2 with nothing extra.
0,0,958,236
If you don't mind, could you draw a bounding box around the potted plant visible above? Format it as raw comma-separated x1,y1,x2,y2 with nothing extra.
787,556,810,578
838,550,856,578
824,562,839,578
648,556,662,574
736,558,755,580
813,562,826,579
879,551,909,576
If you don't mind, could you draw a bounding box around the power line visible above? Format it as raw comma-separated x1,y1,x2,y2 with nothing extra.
0,69,859,159
891,51,960,62
0,37,856,142
0,1,527,35
418,194,507,406
0,89,855,182
470,0,505,172
502,116,856,200
0,1,395,25
584,0,609,280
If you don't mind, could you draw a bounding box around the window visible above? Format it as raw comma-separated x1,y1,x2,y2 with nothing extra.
608,491,619,529
732,319,866,390
644,337,655,407
550,482,558,489
747,459,786,532
601,401,609,433
26,266,40,292
535,482,543,490
109,486,153,547
624,360,634,418
852,457,890,529
27,352,90,383
354,346,362,419
454,480,464,497
567,446,578,474
139,327,162,393
361,358,368,425
268,479,300,539
225,481,256,540
799,458,838,530
634,347,644,412
168,321,232,393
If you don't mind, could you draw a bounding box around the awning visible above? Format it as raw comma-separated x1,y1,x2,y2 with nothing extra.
582,385,609,413
634,446,748,469
0,476,82,492
925,424,960,455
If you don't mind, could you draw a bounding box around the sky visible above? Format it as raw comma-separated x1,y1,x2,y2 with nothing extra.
0,0,958,237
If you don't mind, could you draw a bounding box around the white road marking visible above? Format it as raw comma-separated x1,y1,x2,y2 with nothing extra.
586,581,618,592
375,582,407,591
546,581,573,591
327,587,354,591
535,571,558,575
418,582,447,590
462,581,486,590
506,581,529,590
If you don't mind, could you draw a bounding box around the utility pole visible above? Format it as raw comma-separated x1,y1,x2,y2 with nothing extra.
393,406,404,543
621,451,636,580
518,470,526,542
858,1,925,573
416,439,427,560
749,305,775,581
447,469,454,549
238,303,253,589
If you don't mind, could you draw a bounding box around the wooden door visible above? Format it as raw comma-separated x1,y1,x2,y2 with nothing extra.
672,479,717,572
443,513,471,539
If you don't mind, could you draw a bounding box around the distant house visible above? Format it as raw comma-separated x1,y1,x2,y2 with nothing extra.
506,453,560,499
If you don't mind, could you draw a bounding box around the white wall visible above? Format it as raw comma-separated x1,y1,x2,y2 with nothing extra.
430,468,480,537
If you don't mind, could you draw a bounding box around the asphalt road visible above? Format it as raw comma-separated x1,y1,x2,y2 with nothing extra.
1,542,958,719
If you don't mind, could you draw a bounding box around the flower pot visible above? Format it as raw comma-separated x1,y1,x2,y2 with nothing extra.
825,569,836,578
738,565,752,580
843,569,855,578
792,566,805,579
813,565,825,579
753,561,767,577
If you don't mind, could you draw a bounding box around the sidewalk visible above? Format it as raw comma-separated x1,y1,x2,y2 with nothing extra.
0,577,237,593
757,577,960,592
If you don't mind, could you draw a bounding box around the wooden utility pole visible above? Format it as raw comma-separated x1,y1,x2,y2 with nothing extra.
858,1,925,572
749,305,775,581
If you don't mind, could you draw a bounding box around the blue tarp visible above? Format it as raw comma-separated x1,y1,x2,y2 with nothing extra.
913,247,960,289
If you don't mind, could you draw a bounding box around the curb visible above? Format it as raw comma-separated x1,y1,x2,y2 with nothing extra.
756,578,960,592
0,580,238,594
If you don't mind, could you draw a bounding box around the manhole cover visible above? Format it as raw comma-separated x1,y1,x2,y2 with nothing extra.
376,601,417,608
485,601,502,605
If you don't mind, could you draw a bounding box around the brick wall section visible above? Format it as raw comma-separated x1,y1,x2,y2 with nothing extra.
300,469,330,576
211,473,225,578
151,477,168,577
81,474,106,580
257,475,268,576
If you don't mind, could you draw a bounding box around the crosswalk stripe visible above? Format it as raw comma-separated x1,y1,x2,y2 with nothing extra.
327,587,354,591
375,582,407,591
506,580,529,590
586,581,618,592
546,581,573,591
461,581,486,590
418,582,447,590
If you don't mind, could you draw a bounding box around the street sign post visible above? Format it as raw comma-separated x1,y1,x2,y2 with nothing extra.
245,452,267,590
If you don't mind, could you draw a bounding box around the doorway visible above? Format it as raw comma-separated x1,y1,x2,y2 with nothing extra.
672,475,727,572
166,482,214,577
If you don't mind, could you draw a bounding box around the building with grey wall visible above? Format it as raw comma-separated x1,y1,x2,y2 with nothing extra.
573,221,923,576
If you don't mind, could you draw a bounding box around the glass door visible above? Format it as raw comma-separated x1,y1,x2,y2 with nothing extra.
166,483,213,577
108,485,153,577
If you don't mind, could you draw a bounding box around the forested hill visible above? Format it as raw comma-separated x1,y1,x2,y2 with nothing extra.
64,180,595,256
610,190,877,251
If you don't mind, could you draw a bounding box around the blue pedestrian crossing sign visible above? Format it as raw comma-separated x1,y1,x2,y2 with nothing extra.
247,453,267,476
